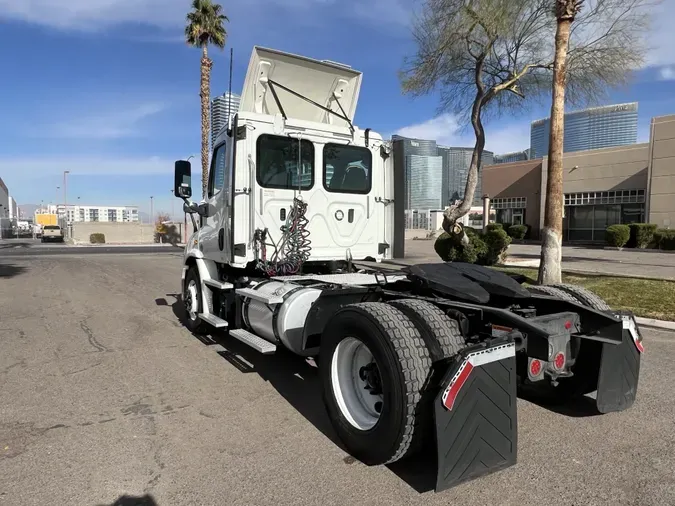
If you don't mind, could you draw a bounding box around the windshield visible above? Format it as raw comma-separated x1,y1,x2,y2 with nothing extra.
324,144,372,194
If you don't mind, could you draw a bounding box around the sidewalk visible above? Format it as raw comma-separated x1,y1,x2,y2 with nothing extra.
403,240,675,281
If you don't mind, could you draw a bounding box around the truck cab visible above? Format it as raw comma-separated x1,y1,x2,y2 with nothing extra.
182,46,395,271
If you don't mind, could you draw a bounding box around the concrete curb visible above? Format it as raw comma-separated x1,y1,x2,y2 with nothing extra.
500,261,675,282
636,317,675,332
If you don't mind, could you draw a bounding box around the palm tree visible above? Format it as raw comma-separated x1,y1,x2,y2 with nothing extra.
538,0,583,284
185,0,228,200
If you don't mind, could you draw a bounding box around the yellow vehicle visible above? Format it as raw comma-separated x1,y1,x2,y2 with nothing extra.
35,213,58,226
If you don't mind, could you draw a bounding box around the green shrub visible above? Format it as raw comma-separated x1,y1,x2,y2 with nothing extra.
485,223,503,232
435,232,476,263
654,229,675,250
628,223,658,249
481,227,512,265
435,226,511,266
90,233,105,244
605,224,630,248
507,224,528,240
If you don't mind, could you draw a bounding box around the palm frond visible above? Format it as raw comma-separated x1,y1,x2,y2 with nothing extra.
184,0,228,49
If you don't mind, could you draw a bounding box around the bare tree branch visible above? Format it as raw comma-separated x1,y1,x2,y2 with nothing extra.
400,0,654,229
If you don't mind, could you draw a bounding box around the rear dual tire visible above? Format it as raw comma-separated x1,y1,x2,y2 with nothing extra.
320,302,432,465
320,301,465,466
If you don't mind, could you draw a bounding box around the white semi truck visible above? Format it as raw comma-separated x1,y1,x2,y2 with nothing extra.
173,47,644,492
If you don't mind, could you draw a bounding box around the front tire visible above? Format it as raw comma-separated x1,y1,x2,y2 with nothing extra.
320,302,432,466
182,267,207,334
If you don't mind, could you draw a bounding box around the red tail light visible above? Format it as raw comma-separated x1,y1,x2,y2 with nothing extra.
530,359,542,376
553,352,566,370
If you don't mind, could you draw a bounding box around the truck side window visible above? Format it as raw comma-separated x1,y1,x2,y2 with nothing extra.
208,141,228,198
256,134,314,190
323,143,372,194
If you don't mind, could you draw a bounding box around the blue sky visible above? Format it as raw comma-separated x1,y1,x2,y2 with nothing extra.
1,0,674,219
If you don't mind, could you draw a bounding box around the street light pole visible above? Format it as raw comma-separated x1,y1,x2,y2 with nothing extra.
64,170,70,226
150,196,154,225
170,189,175,220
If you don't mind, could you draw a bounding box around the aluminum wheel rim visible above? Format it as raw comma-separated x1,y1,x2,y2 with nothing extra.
185,279,199,320
331,337,384,431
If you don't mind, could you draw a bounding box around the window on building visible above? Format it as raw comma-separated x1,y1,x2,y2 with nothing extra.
256,135,314,190
323,144,372,194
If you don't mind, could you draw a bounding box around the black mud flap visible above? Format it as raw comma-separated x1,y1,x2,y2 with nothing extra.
596,316,643,413
434,338,518,493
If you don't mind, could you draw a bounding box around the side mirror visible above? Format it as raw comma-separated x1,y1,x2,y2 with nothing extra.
174,160,192,198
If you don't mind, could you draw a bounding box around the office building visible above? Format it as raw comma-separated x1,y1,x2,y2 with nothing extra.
391,135,444,210
0,177,10,237
46,204,139,224
211,92,241,147
483,113,675,242
494,150,530,164
438,146,493,206
530,102,638,159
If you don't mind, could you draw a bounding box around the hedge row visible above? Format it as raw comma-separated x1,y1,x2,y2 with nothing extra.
488,222,530,240
605,223,675,250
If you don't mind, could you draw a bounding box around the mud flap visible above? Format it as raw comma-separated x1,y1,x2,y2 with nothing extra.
434,339,518,493
596,316,643,414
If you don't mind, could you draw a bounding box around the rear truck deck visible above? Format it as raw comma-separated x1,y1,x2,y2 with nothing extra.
170,46,643,493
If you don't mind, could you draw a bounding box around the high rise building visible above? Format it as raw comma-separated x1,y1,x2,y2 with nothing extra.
494,150,530,164
438,146,494,206
391,135,494,229
391,135,443,210
211,92,241,147
530,102,638,159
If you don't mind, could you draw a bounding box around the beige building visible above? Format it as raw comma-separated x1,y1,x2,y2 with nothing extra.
483,113,675,242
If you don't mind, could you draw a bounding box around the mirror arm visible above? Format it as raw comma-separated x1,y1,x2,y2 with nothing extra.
180,197,200,232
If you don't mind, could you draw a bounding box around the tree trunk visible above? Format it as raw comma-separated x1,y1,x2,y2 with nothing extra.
200,45,213,201
538,16,572,285
442,91,486,242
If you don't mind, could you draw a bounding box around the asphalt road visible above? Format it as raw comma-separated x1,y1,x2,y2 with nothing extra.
0,239,182,257
1,253,674,506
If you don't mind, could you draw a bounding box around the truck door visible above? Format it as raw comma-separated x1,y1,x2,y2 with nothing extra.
199,137,233,263
317,142,379,260
254,133,316,257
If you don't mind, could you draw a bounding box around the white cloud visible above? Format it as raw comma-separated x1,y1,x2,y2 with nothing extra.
658,66,675,81
644,0,675,67
0,155,179,176
396,114,462,144
0,0,411,31
395,113,531,155
40,102,167,140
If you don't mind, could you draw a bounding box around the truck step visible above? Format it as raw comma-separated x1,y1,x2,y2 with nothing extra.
204,279,234,290
198,313,229,328
235,287,283,305
229,329,277,354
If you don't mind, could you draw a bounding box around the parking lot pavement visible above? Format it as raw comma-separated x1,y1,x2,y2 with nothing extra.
0,238,183,257
1,253,674,506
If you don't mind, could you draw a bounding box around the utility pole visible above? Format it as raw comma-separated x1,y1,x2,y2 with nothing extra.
150,196,154,225
170,189,175,221
63,170,70,231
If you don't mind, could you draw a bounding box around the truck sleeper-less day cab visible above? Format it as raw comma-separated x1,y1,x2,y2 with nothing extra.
174,47,644,492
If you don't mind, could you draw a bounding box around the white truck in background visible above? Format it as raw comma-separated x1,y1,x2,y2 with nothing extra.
172,46,644,492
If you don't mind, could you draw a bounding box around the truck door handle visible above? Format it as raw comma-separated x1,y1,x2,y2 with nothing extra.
348,209,354,223
280,208,286,221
